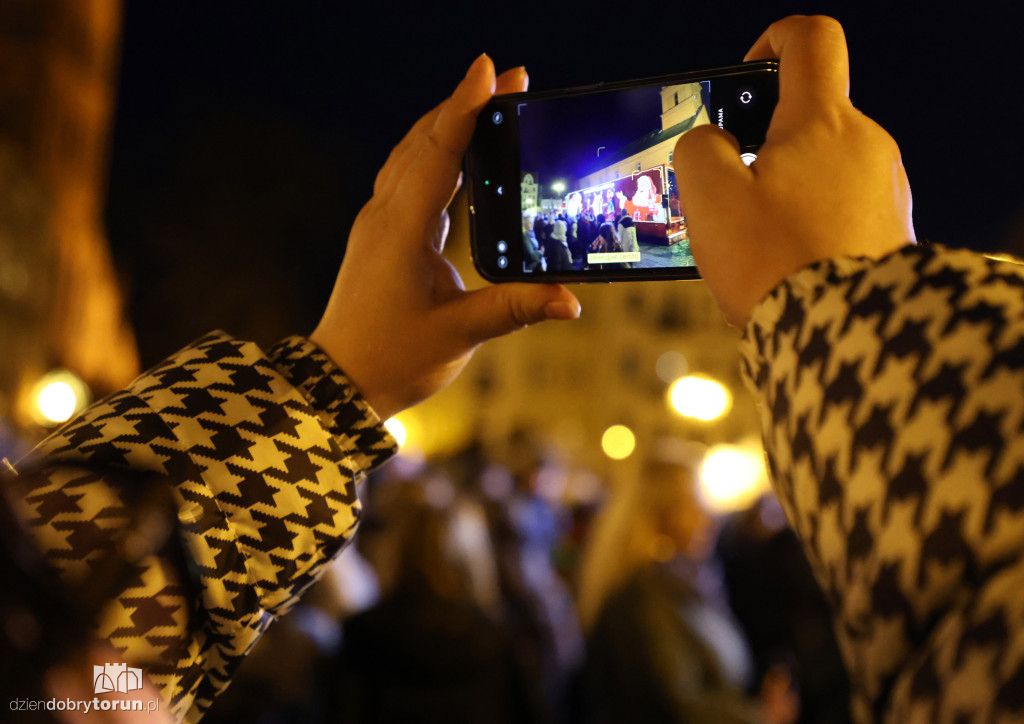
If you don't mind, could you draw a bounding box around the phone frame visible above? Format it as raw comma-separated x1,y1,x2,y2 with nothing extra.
465,60,779,283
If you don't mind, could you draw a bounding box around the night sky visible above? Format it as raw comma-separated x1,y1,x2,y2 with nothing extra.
106,2,1024,363
518,84,672,184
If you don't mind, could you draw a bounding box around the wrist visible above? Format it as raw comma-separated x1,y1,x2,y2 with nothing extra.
307,328,396,421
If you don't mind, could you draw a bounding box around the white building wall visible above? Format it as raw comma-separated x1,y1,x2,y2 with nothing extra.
576,81,710,191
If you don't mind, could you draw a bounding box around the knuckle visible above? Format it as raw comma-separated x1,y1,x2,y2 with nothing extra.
502,289,533,331
372,169,388,197
423,128,450,160
675,124,720,154
373,145,403,196
803,14,842,36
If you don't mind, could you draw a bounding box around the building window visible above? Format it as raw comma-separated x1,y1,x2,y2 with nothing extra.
658,298,689,331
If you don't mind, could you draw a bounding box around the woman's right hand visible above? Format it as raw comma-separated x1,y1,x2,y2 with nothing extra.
674,15,915,326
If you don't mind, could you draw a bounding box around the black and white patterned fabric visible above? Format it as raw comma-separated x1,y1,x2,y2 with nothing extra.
741,244,1024,723
12,331,397,722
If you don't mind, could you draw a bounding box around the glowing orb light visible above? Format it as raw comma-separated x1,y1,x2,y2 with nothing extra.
601,425,636,460
699,443,769,513
384,417,408,448
31,370,90,427
668,375,731,421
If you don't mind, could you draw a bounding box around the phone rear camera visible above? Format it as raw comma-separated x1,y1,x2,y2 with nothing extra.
497,241,508,253
492,111,504,125
497,256,508,269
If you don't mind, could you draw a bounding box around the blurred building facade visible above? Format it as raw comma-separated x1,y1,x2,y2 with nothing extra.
397,200,761,490
0,0,137,447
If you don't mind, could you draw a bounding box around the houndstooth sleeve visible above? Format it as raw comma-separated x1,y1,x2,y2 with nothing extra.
739,244,1024,723
16,331,397,722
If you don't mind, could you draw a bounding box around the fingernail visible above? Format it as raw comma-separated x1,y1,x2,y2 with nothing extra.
544,300,581,320
459,53,495,99
468,53,490,73
465,53,491,82
509,66,528,91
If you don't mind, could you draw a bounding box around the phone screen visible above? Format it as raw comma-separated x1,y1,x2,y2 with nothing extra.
466,62,778,282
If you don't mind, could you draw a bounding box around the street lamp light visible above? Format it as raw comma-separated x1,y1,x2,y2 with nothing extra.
551,181,566,194
699,441,769,513
30,370,90,427
668,374,731,421
601,424,636,460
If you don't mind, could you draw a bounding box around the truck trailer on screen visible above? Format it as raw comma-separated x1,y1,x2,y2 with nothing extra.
566,164,686,245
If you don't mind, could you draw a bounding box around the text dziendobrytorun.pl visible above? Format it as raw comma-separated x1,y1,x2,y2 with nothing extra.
10,697,161,713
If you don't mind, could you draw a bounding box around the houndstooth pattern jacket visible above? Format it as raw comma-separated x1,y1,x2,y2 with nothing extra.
742,244,1024,723
13,332,397,722
16,243,1024,722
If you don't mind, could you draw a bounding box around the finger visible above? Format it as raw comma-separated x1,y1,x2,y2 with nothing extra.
897,159,916,243
495,66,529,95
432,209,450,253
375,61,517,201
743,15,850,127
436,67,523,210
373,105,444,197
395,54,496,237
441,283,580,345
428,246,467,298
445,171,464,210
673,125,748,222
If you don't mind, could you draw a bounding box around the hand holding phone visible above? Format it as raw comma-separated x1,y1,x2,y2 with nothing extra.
466,62,779,283
311,56,579,421
675,16,916,325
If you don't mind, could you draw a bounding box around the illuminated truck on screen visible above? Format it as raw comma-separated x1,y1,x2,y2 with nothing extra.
564,164,686,245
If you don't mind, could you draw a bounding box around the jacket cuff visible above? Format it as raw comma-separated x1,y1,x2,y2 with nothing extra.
266,336,398,474
738,245,926,395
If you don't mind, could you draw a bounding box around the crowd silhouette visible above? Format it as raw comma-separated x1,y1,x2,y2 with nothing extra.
525,210,647,272
204,436,851,724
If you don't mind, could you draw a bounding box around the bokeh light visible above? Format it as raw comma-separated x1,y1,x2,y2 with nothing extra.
668,375,731,421
601,425,636,460
31,370,90,427
38,382,77,423
699,443,769,513
384,417,407,448
656,350,688,383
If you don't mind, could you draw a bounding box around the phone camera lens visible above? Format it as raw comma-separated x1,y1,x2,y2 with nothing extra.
497,241,508,253
492,111,504,125
497,256,508,269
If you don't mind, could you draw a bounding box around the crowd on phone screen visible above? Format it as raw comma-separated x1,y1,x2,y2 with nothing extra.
203,434,853,724
524,210,641,273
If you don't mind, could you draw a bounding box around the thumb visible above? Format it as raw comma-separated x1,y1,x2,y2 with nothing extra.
673,124,749,219
442,284,581,345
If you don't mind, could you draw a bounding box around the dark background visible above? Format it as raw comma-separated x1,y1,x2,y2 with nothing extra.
106,2,1024,365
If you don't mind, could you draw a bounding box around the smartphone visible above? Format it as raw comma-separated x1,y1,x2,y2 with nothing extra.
465,61,778,282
